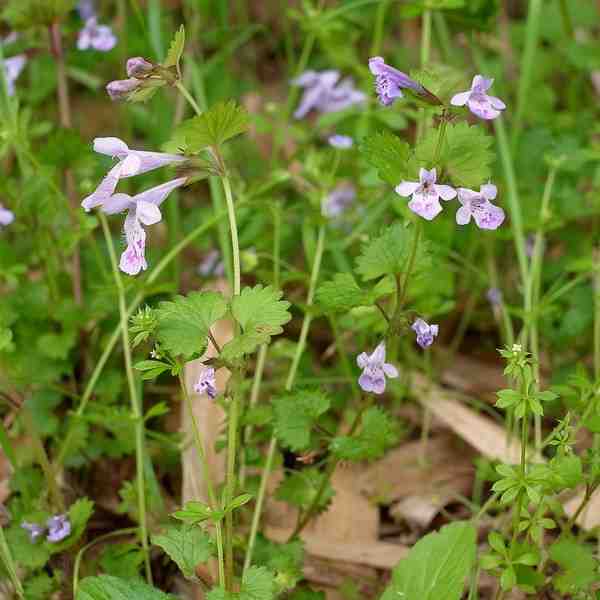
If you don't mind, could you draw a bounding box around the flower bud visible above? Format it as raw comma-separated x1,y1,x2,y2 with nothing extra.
106,78,141,101
126,57,154,77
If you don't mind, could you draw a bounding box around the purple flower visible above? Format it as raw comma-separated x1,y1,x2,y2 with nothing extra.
102,178,186,276
77,0,96,20
357,342,399,395
3,55,27,97
292,70,366,119
193,366,217,399
77,17,117,52
21,521,45,543
412,318,438,349
81,138,186,211
323,184,356,218
328,134,353,149
119,214,147,276
198,249,225,277
46,514,71,543
106,78,141,100
0,203,15,227
395,168,456,221
126,57,153,77
368,57,428,106
487,287,503,306
451,75,506,120
456,184,505,230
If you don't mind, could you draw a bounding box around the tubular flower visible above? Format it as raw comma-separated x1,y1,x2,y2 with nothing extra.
395,168,456,221
451,75,506,120
357,342,399,394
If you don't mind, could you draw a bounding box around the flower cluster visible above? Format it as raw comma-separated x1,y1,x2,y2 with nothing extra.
22,514,71,544
81,137,187,275
106,57,155,101
396,170,505,229
77,17,117,53
411,318,439,349
292,70,366,119
193,366,217,399
0,203,14,228
369,58,506,230
357,342,398,394
322,184,356,218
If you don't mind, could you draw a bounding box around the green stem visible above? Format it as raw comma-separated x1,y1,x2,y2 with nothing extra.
175,80,203,116
494,117,529,287
243,224,326,571
73,527,138,597
53,206,235,470
224,392,239,590
370,0,390,56
417,8,432,141
558,0,574,39
512,0,543,145
99,214,152,584
221,174,241,296
177,373,225,587
0,525,24,599
524,167,557,448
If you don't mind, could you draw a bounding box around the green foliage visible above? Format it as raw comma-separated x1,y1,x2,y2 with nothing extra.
24,572,59,599
222,285,291,360
163,25,185,70
175,100,249,153
272,389,330,451
154,291,228,359
275,468,334,511
329,407,398,462
361,132,411,186
3,0,76,28
152,525,214,580
206,566,276,600
548,537,598,595
98,543,144,580
380,521,477,600
316,273,374,313
253,536,304,592
356,223,429,282
76,575,176,600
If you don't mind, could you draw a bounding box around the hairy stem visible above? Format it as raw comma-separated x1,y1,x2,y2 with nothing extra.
99,214,152,584
177,373,225,587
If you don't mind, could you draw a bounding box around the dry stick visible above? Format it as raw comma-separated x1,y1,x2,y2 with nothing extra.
49,22,82,305
99,214,152,584
243,225,327,575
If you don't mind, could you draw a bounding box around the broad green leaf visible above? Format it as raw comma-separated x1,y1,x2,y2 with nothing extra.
253,536,304,592
24,572,57,599
176,100,249,153
415,122,494,188
272,389,330,451
356,223,429,282
76,575,175,600
171,501,216,524
275,468,334,511
380,521,477,600
152,525,214,580
221,285,291,360
329,407,398,461
316,273,373,313
361,131,411,186
155,291,228,359
163,25,185,69
548,537,597,594
206,566,276,600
